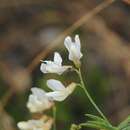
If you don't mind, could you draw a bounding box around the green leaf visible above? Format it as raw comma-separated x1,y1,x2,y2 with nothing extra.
122,126,130,130
118,116,130,130
84,122,103,129
84,121,116,130
85,114,108,123
84,114,118,130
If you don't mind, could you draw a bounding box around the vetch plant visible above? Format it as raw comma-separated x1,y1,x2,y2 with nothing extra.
17,35,130,130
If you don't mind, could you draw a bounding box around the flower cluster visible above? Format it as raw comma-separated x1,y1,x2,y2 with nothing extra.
17,35,82,130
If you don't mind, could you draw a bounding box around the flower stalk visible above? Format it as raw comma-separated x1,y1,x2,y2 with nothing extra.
77,68,110,124
53,105,56,130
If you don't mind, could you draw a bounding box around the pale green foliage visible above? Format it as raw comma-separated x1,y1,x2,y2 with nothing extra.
79,114,118,130
77,114,130,130
118,116,130,130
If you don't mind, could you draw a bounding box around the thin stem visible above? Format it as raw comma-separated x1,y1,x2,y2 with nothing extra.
53,105,56,130
78,68,110,124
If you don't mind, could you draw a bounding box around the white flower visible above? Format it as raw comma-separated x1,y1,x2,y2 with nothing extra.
27,87,53,113
46,79,76,101
64,35,83,67
40,52,71,75
17,116,53,130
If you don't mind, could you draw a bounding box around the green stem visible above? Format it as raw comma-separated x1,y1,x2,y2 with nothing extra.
53,105,56,130
78,68,110,124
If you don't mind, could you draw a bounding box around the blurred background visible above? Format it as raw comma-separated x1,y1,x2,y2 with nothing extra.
0,0,130,130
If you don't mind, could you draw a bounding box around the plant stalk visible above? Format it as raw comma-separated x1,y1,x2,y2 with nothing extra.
53,105,56,130
78,68,110,124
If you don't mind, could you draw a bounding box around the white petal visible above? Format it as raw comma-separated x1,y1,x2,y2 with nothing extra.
75,35,81,49
64,35,83,67
54,52,62,65
64,36,72,51
61,65,72,71
17,122,30,130
40,63,48,73
40,61,55,73
46,82,76,101
47,79,65,91
40,62,67,75
17,118,52,130
46,64,59,73
27,88,52,113
31,87,46,97
40,51,70,74
68,43,83,66
68,45,78,61
46,91,68,101
55,66,72,75
27,95,43,113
